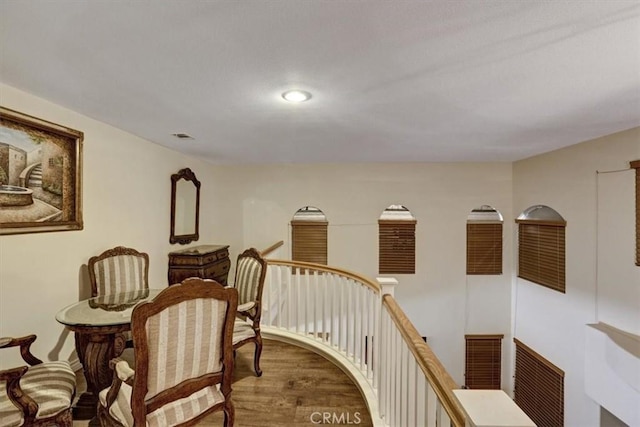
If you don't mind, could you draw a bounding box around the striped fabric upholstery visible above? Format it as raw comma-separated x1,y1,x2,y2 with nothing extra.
92,254,147,296
232,320,256,345
145,298,227,399
98,383,224,427
235,256,263,308
98,296,230,426
0,361,75,427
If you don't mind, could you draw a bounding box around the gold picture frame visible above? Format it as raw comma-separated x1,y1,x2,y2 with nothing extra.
0,107,83,235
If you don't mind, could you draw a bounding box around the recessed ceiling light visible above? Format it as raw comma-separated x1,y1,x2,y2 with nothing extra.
282,90,312,103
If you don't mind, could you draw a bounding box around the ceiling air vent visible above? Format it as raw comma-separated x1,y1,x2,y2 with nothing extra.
171,133,194,140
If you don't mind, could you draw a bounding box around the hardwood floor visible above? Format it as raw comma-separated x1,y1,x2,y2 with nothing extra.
73,339,372,426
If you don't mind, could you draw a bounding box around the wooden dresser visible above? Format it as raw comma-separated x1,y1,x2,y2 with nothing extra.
168,244,231,286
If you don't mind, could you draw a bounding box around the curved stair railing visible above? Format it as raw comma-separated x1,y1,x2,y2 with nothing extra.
261,256,465,427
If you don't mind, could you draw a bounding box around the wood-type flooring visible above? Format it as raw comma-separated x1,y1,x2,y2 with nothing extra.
73,338,372,427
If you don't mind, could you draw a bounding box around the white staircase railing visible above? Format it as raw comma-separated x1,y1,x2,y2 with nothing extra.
262,259,465,427
380,294,464,427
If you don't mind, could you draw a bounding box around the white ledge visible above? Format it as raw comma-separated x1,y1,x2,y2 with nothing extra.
453,389,535,427
585,322,640,426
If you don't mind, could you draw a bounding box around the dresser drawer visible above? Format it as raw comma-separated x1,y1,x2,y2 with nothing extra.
203,259,231,283
202,248,229,265
168,244,231,286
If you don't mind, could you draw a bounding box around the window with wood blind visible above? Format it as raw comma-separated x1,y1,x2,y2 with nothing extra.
516,205,566,293
632,160,640,266
514,338,564,427
467,206,503,275
464,334,503,389
379,205,416,274
291,206,328,265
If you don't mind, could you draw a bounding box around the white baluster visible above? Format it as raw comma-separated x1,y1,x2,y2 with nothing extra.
401,344,409,427
330,273,336,348
414,362,424,427
318,270,323,339
295,267,301,333
286,266,292,331
426,383,437,427
354,281,360,363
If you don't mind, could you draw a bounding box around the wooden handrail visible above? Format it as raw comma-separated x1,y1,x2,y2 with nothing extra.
266,259,381,294
260,240,284,257
382,294,465,427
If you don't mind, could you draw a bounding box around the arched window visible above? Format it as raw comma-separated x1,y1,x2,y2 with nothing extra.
291,206,327,265
378,205,416,274
467,205,503,275
516,205,566,293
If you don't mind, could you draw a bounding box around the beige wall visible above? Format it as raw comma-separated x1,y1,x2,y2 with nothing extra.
512,127,640,427
0,84,226,368
209,161,515,387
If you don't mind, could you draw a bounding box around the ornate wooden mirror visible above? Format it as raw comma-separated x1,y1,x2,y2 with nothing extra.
170,168,200,244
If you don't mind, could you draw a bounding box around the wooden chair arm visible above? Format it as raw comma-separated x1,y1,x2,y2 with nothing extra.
103,358,136,410
112,358,135,384
0,335,43,366
0,365,39,419
0,366,28,382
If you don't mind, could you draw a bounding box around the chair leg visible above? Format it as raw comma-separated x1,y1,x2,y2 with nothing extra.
253,335,263,377
56,408,74,427
224,399,235,427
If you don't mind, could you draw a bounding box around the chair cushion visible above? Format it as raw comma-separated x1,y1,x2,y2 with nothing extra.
0,361,76,427
237,301,255,313
99,383,225,427
232,320,257,345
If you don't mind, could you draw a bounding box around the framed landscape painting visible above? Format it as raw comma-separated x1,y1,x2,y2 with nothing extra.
0,107,83,235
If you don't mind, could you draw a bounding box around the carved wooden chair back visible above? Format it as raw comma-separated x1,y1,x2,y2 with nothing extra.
88,246,149,297
232,248,267,377
97,278,238,427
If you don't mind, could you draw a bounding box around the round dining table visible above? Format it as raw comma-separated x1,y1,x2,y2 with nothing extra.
55,288,164,423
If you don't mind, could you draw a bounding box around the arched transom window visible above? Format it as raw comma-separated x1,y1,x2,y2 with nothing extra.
516,205,566,293
291,206,327,265
378,205,416,274
467,205,503,275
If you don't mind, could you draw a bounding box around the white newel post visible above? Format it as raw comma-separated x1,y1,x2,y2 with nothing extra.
375,276,397,422
377,277,397,297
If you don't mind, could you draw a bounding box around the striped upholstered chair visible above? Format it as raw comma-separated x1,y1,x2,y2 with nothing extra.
88,246,149,298
231,248,267,377
0,334,76,427
97,277,238,427
88,246,149,348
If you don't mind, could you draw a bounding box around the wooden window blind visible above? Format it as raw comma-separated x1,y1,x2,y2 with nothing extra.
379,219,416,274
464,334,503,389
632,160,640,266
291,220,328,265
467,223,503,274
514,338,564,427
516,220,566,293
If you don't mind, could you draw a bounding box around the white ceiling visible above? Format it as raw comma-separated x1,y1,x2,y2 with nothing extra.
1,1,639,164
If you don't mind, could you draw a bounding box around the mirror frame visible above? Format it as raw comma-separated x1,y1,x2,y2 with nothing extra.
170,168,201,244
